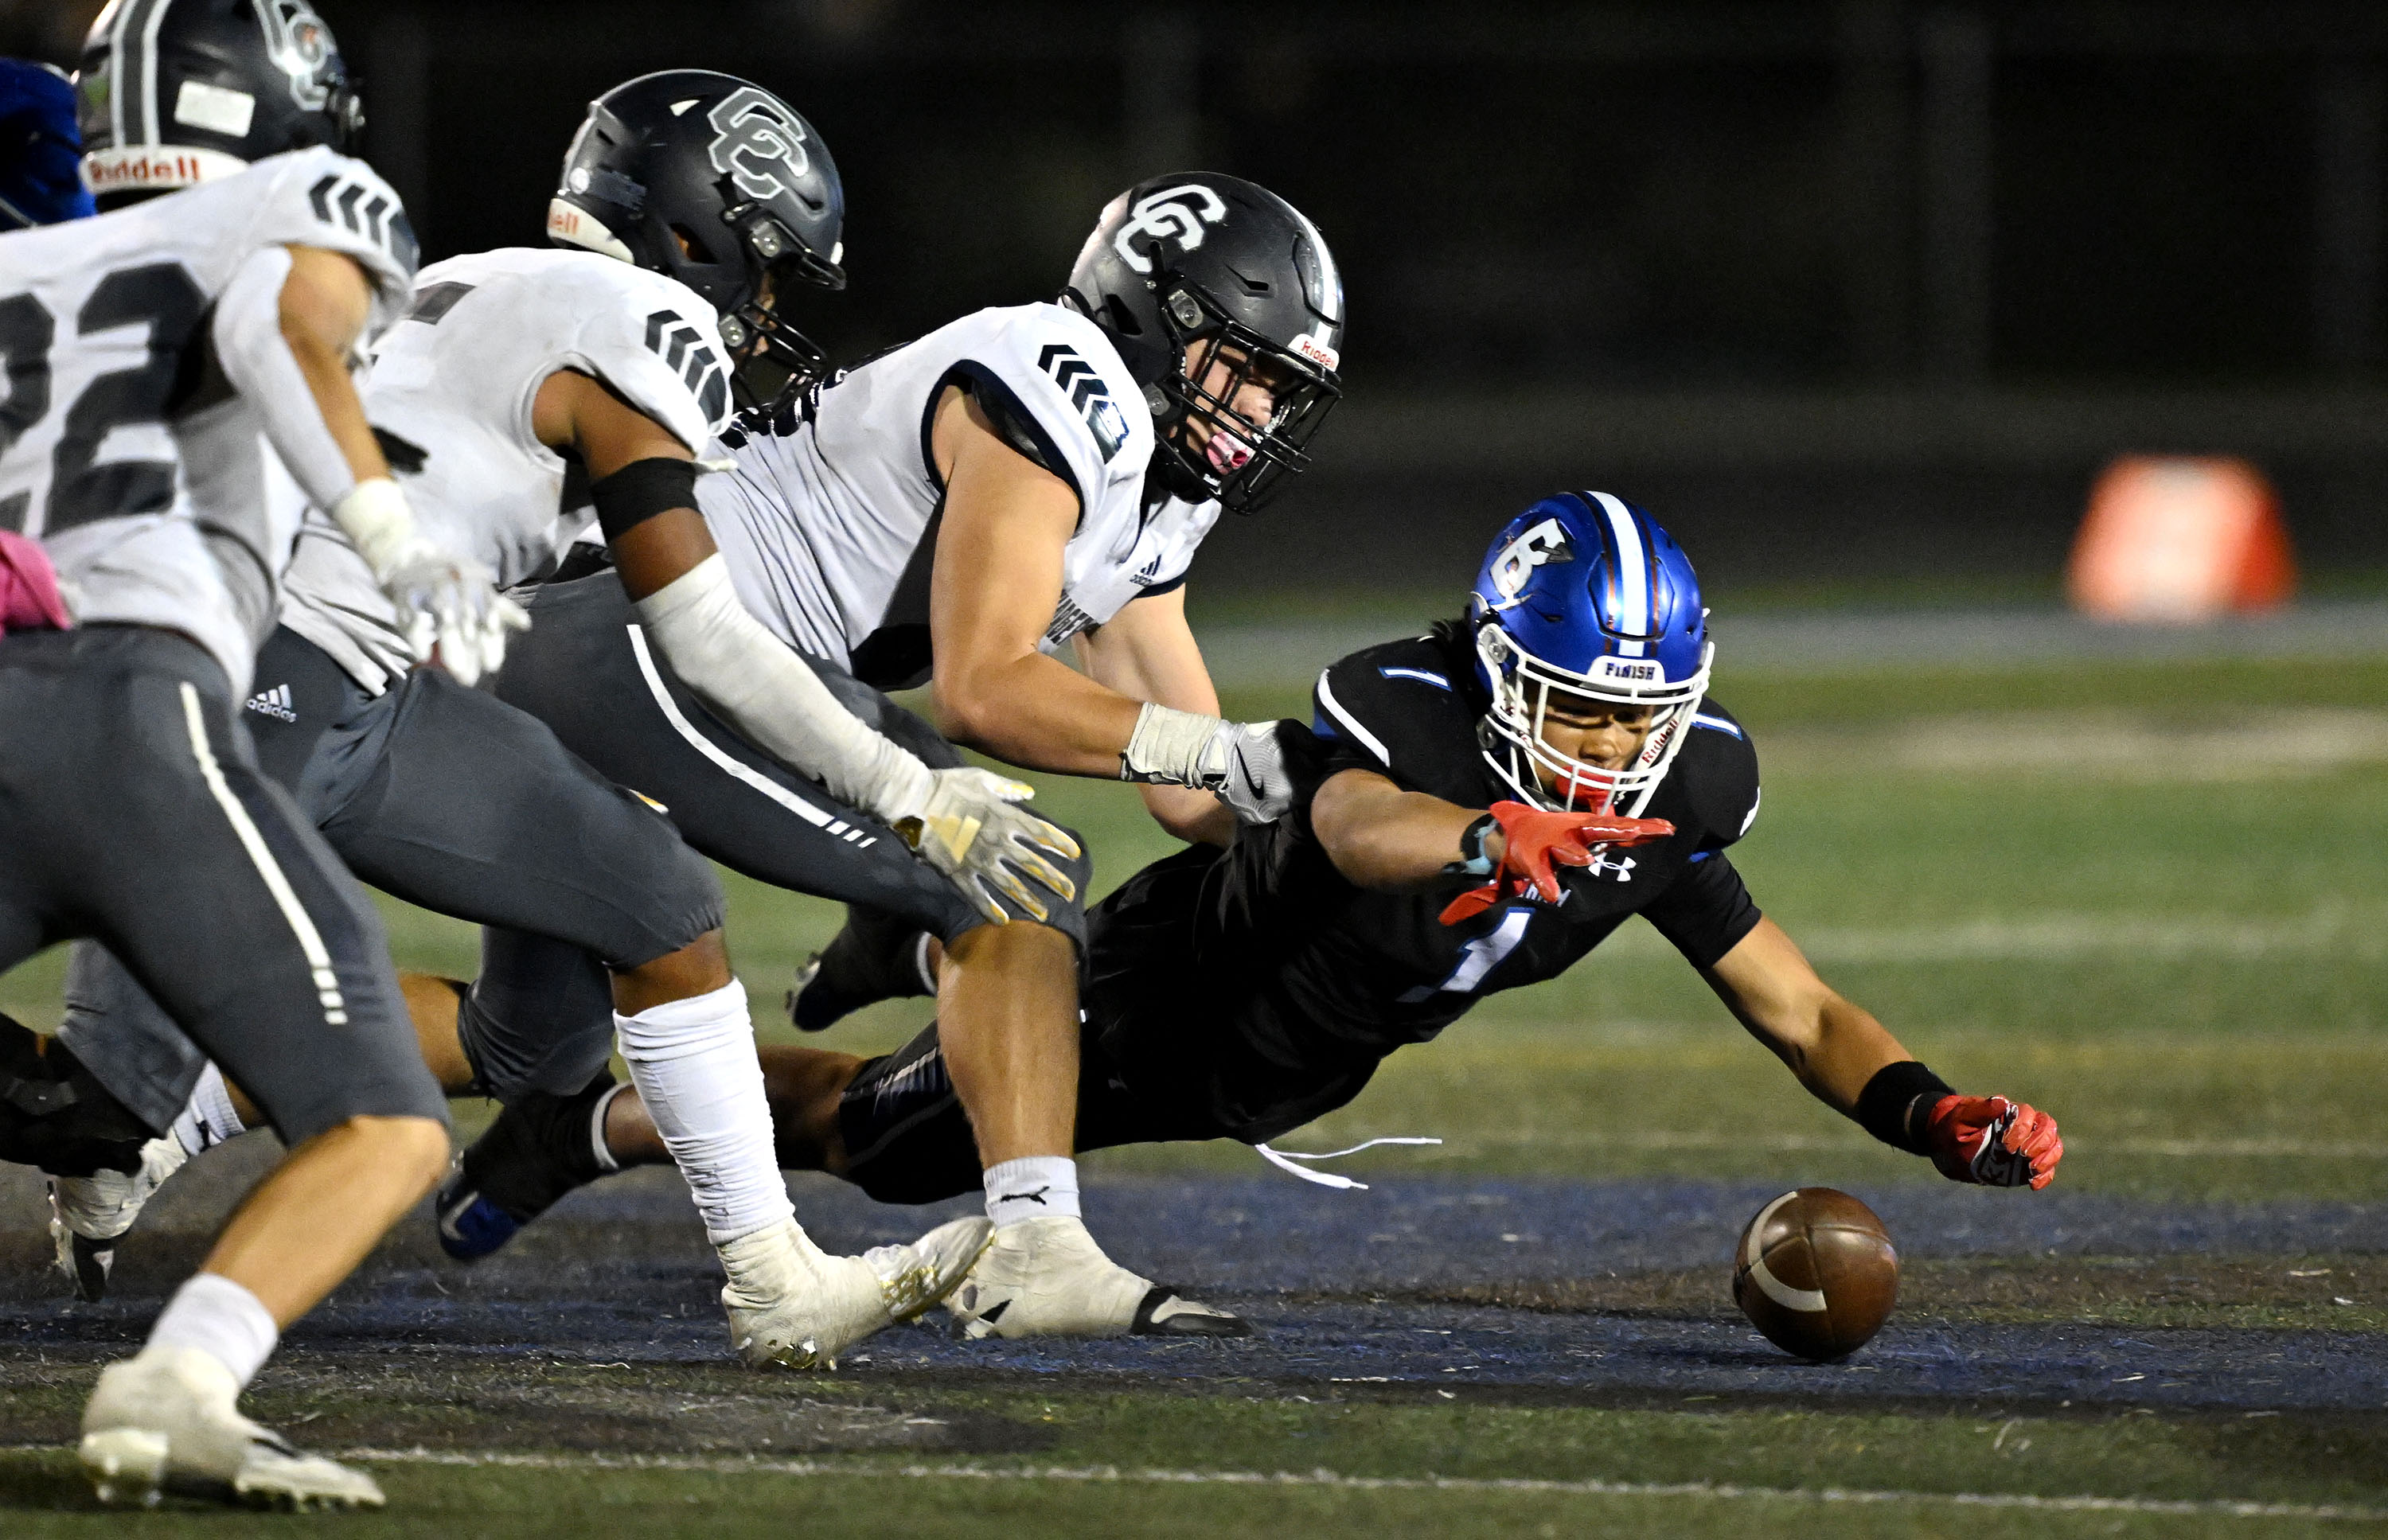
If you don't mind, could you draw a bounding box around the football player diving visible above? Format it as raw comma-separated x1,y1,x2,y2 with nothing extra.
26,59,996,1373
427,168,1347,1338
457,493,2066,1327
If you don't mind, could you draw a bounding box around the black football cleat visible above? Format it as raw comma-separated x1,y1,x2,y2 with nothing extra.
1,1012,156,1179
435,1072,621,1262
786,905,935,1032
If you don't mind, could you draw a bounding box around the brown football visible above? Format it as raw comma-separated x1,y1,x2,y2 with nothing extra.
1732,1187,1899,1361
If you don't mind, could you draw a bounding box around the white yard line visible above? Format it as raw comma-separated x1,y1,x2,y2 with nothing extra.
290,1448,2382,1522
1418,1130,2386,1160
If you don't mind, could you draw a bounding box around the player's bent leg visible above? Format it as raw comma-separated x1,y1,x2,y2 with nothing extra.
53,645,449,1509
788,905,938,1031
42,952,244,1302
439,1039,868,1264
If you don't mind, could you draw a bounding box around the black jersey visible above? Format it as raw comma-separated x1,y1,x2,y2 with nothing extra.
1083,623,1764,1097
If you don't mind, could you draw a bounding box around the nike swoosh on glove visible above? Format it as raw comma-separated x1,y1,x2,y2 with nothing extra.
1925,1094,2062,1189
380,542,531,688
899,767,1081,926
1439,800,1676,925
1217,719,1313,825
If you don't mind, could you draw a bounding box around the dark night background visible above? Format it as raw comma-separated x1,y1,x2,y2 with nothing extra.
9,0,2386,600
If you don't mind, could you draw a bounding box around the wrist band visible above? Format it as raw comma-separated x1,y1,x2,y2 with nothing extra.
1854,1059,1954,1155
1442,813,1496,878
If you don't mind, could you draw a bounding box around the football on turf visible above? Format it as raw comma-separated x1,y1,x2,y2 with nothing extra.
1732,1187,1899,1360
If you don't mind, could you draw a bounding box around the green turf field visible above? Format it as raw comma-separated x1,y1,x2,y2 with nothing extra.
4,642,2384,1534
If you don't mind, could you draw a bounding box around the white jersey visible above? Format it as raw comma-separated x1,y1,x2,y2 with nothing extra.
279,248,735,692
699,302,1223,688
0,147,413,693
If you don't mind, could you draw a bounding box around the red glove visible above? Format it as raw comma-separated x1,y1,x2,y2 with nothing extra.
1925,1095,2063,1189
1439,801,1675,926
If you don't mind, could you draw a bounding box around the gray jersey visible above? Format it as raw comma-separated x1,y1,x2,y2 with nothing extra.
0,147,414,693
279,248,734,692
698,302,1223,687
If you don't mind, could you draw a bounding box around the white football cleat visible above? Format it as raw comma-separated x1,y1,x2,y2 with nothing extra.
49,1134,190,1302
720,1214,992,1370
80,1345,383,1511
944,1214,1249,1339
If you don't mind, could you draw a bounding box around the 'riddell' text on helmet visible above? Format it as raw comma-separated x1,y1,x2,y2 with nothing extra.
1062,173,1343,514
1468,493,1715,817
548,70,845,394
77,0,365,205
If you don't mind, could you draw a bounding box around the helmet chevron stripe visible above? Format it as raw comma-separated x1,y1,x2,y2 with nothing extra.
1587,490,1652,656
132,0,172,146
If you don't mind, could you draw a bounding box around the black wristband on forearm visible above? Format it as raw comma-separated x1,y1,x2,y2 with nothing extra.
1854,1060,1956,1155
591,456,700,542
1442,813,1496,877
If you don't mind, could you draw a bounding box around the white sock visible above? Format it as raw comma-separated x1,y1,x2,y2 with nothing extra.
146,1272,278,1389
169,1064,245,1158
613,979,792,1246
589,1081,630,1174
984,1155,1080,1228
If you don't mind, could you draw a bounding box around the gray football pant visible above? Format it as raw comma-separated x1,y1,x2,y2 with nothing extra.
0,626,444,1145
57,625,724,1133
484,571,1093,967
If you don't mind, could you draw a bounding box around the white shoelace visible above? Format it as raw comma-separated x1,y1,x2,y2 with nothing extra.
1253,1136,1442,1191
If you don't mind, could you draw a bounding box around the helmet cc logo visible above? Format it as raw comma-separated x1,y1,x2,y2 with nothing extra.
1114,184,1228,272
706,87,810,203
258,0,337,111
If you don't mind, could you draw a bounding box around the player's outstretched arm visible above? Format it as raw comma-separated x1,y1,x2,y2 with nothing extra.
1310,770,1672,899
1074,588,1235,846
929,388,1302,822
543,371,1076,923
1700,918,2063,1189
212,244,524,684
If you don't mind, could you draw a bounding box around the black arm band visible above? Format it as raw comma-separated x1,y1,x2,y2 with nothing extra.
1854,1060,1955,1155
591,457,700,542
1442,813,1497,877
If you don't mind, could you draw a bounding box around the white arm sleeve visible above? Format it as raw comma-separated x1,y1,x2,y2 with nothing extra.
634,555,936,824
209,244,364,514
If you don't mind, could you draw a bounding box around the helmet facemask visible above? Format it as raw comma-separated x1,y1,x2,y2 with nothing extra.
1474,615,1712,817
1151,281,1339,513
712,201,843,403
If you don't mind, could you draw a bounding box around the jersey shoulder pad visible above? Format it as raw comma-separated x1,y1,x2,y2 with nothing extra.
1310,634,1486,793
942,302,1153,502
1677,698,1762,847
540,255,736,450
239,148,418,320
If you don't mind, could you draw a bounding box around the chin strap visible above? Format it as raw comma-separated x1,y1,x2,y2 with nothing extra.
1254,1136,1443,1191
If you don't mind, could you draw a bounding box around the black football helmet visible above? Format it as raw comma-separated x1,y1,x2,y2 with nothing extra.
1063,173,1344,513
76,0,363,208
548,70,845,389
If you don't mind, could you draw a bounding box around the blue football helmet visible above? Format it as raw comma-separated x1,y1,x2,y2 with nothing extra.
1468,492,1713,814
0,60,94,229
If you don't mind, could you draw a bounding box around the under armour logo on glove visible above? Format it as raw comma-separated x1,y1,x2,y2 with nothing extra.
1925,1094,2063,1190
1440,801,1674,926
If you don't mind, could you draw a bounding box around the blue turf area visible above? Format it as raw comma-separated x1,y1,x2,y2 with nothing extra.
6,1160,2382,1417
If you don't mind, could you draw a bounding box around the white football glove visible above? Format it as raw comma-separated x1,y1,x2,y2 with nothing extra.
1120,704,1301,825
893,768,1080,926
331,478,529,688
380,541,529,688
